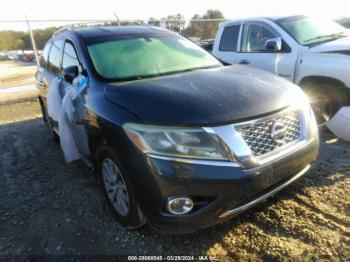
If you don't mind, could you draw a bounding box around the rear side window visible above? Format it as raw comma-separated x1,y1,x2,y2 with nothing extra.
47,40,64,75
219,25,240,51
62,41,81,72
40,42,51,68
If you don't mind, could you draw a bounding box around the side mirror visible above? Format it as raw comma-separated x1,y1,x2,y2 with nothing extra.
265,37,282,52
62,65,79,83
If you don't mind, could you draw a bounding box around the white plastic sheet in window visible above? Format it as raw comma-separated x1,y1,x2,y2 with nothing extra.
47,75,90,162
47,77,62,122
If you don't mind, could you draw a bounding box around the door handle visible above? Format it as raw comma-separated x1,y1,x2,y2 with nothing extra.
238,60,250,65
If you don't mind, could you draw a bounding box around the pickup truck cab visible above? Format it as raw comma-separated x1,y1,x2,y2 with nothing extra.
213,15,350,125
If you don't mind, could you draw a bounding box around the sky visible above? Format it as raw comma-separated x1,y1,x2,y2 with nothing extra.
1,0,350,31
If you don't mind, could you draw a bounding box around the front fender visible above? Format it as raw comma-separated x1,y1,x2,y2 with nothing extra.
295,52,350,88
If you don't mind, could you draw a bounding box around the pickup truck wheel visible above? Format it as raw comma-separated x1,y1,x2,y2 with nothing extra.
303,82,346,126
39,99,60,142
97,146,146,229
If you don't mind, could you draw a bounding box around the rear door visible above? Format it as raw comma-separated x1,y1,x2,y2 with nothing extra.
46,39,64,89
35,41,51,104
36,39,64,107
213,23,241,64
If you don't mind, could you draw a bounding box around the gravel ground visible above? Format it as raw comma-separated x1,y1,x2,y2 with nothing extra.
0,61,36,89
0,61,37,105
0,101,349,260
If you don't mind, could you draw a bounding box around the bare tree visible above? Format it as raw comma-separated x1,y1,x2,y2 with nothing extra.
183,10,225,39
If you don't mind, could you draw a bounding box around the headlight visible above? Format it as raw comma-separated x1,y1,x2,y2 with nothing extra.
304,103,319,138
285,88,318,139
123,123,229,160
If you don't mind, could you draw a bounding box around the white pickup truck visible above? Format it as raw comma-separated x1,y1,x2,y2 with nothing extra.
213,15,350,125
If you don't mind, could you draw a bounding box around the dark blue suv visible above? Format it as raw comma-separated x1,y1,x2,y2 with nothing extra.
36,26,319,233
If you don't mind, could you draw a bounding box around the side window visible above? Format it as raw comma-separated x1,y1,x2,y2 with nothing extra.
219,25,240,51
62,41,81,72
241,24,277,53
40,42,51,68
47,40,64,75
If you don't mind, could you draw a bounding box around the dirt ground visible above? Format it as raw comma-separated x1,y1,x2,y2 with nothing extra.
0,61,36,89
0,61,38,105
0,101,349,260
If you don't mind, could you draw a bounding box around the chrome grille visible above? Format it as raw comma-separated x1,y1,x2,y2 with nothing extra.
237,110,302,157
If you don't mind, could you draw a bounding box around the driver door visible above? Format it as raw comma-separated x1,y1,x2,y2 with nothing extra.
235,22,296,82
61,40,83,96
61,39,90,158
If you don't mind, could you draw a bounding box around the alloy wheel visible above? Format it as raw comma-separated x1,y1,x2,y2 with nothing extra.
101,158,130,216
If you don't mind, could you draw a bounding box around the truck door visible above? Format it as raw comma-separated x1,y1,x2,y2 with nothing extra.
235,22,297,82
213,23,241,64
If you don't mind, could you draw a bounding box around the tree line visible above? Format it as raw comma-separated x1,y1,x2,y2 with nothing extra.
0,9,224,52
1,11,349,52
0,27,58,52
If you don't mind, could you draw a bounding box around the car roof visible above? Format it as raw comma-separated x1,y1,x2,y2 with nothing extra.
71,25,172,39
219,15,307,27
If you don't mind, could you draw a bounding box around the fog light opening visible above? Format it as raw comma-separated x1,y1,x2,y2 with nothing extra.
167,196,194,215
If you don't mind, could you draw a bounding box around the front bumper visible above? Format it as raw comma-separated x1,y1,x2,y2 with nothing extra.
218,164,310,219
131,136,319,234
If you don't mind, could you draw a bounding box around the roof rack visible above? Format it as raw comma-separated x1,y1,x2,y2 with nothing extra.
52,20,151,37
52,25,74,36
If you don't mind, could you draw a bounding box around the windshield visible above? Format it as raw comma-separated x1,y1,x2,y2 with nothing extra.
277,16,349,46
86,34,221,81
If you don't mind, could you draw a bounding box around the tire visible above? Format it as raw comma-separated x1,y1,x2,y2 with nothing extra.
39,98,60,142
302,81,348,126
96,145,145,229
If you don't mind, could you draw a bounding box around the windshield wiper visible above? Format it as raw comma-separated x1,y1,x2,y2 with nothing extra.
304,32,346,43
113,65,221,82
177,65,221,73
132,65,219,79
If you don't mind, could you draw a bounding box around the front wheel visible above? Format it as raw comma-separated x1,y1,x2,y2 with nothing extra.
302,82,347,126
97,146,145,229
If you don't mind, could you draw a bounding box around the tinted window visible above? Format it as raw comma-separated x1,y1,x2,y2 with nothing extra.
219,25,240,51
40,42,51,68
48,40,64,75
241,24,276,52
62,41,81,71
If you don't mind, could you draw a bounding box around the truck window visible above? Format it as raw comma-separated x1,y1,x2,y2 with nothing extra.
47,40,64,75
276,16,348,46
241,24,277,53
40,42,51,68
219,25,240,51
62,41,81,72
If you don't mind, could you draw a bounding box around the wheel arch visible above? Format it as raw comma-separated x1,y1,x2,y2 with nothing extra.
298,76,350,102
298,76,346,89
88,132,104,159
88,127,131,165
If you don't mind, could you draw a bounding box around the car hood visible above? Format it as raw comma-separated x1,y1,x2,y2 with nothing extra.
310,36,350,53
105,65,303,126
